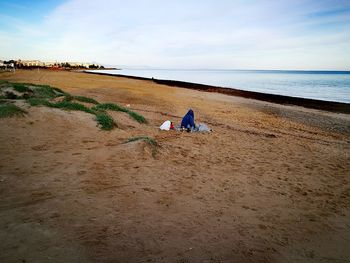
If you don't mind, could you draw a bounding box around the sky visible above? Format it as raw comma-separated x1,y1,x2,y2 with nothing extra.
1,0,350,70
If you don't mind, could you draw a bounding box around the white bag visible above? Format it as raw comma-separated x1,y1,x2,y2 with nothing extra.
160,120,171,130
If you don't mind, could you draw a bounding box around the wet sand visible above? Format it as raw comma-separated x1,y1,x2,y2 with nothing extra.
0,70,350,262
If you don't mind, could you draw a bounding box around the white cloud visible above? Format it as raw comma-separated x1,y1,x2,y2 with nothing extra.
1,0,350,69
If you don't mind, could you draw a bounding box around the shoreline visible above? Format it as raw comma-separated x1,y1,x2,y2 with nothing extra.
84,70,350,114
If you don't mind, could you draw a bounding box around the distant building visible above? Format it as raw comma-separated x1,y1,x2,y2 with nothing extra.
42,61,56,67
0,60,14,69
19,60,42,67
13,59,102,69
69,62,96,68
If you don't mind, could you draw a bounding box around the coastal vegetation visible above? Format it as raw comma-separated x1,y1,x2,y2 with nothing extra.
0,81,145,130
95,113,117,130
0,103,27,118
67,95,100,105
93,103,147,124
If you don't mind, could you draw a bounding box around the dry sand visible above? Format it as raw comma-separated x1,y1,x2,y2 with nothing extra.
0,70,350,263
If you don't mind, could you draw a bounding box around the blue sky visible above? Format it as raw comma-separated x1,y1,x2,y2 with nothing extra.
1,0,350,70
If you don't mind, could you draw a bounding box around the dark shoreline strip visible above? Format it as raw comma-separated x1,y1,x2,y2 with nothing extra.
84,71,350,114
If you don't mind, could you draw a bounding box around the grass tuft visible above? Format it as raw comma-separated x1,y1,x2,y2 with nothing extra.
27,98,52,106
0,103,27,118
73,95,99,105
32,85,58,99
27,99,95,114
93,103,147,123
52,87,68,95
51,101,95,114
127,111,147,124
12,83,31,93
95,113,116,130
93,103,128,112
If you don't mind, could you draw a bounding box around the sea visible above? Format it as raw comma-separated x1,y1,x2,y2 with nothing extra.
93,69,350,103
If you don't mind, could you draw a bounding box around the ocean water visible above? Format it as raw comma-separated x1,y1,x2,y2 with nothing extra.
95,69,350,103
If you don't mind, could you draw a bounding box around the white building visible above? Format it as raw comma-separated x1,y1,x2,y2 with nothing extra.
42,61,56,67
19,60,42,67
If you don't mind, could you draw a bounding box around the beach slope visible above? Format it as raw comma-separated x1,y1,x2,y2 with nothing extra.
0,70,350,262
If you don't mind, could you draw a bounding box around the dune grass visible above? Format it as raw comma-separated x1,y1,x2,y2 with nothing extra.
95,113,117,130
27,98,52,106
126,111,147,124
0,103,27,118
93,103,147,123
51,87,67,95
11,83,31,93
73,95,99,105
52,101,96,114
1,81,147,130
32,85,61,99
93,103,128,112
27,98,96,114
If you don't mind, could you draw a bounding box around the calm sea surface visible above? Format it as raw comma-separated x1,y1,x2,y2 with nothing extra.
94,69,350,103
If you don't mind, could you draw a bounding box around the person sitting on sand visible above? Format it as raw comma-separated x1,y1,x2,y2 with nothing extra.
181,109,196,132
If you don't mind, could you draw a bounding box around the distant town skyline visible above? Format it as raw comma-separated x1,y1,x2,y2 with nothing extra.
1,0,350,70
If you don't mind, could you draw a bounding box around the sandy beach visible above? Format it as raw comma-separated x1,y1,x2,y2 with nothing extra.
1,70,350,262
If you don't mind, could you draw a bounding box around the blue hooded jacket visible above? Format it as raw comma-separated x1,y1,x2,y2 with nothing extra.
181,109,195,129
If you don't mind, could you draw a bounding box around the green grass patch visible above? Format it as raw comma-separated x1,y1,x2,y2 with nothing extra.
27,98,95,115
11,83,31,93
93,103,128,112
0,80,9,88
0,103,27,118
52,87,68,95
0,82,68,101
27,98,52,106
7,82,66,98
32,85,59,99
52,101,95,114
127,111,147,124
95,113,116,130
27,98,114,129
93,103,147,124
73,95,99,105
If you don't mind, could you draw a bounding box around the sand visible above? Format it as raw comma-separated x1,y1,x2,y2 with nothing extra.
0,70,350,263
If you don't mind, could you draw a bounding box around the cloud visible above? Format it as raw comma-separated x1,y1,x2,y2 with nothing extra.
1,0,350,69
